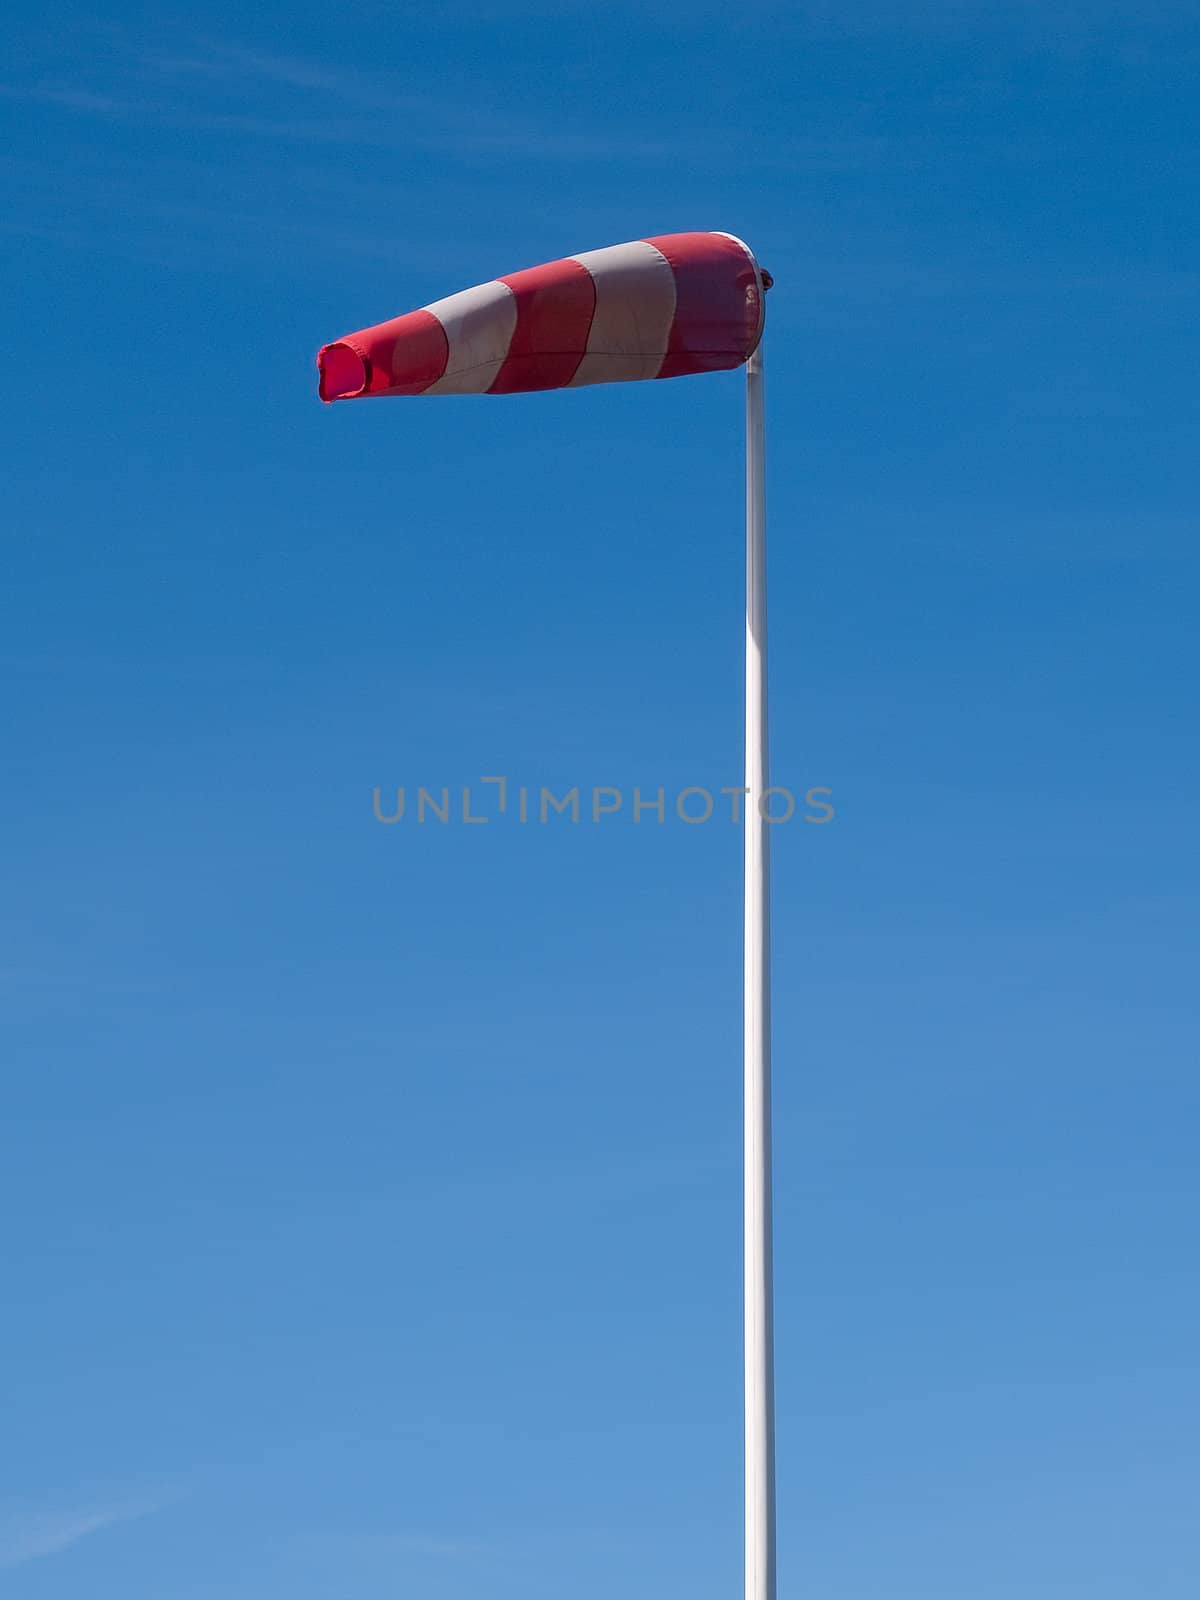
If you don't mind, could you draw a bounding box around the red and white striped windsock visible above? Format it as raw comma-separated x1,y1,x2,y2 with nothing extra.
317,231,768,402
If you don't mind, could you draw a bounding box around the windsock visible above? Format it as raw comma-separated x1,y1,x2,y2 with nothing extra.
318,231,768,402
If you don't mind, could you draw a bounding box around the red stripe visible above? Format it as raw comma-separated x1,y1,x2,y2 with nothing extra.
373,307,449,395
320,307,448,400
644,232,761,380
488,258,596,394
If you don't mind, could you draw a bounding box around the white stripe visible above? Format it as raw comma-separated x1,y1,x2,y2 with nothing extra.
422,278,518,395
567,241,677,386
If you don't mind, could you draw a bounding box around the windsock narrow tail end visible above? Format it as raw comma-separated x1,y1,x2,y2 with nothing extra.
318,343,368,403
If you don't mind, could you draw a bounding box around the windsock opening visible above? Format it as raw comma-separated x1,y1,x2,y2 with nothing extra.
318,342,368,402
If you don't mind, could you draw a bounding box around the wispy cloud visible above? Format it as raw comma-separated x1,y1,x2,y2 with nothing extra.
337,1530,474,1557
0,1497,163,1569
0,29,855,167
286,1526,483,1580
146,38,436,112
0,31,566,156
0,83,134,114
294,1526,477,1558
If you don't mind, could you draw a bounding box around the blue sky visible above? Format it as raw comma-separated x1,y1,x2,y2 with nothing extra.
3,3,1198,1596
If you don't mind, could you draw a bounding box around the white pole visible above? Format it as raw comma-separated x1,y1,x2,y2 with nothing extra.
744,342,776,1600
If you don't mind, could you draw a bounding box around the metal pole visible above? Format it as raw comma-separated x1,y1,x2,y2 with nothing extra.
744,341,776,1600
